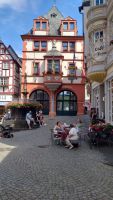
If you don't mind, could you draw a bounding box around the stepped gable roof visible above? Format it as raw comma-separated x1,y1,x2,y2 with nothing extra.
44,5,64,36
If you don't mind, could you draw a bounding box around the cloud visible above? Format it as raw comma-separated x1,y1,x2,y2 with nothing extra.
0,0,27,11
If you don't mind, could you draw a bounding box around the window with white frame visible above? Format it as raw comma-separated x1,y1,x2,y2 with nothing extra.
34,41,47,51
0,49,4,54
62,42,68,51
3,62,9,70
0,77,9,85
33,63,39,75
94,30,103,43
108,79,113,122
35,21,47,30
0,86,8,92
95,0,104,5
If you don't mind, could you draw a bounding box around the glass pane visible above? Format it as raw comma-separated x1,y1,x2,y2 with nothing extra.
70,93,76,100
44,92,49,100
69,42,75,50
42,22,47,29
37,91,43,100
57,102,62,111
100,0,103,4
36,22,40,29
64,102,69,111
57,92,63,100
41,41,47,48
70,102,75,111
95,32,99,41
62,42,68,47
64,93,70,100
34,41,39,48
70,22,74,30
55,60,60,73
63,22,68,30
42,101,49,110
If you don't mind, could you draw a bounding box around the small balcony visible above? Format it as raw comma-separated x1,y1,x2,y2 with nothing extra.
43,72,62,91
87,63,106,83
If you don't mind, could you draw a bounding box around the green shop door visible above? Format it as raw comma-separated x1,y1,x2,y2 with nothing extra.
56,90,77,116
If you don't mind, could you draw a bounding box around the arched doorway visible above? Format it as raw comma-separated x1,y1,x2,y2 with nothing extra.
29,90,49,114
56,90,77,116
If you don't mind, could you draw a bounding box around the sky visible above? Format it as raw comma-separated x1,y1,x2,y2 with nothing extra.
0,0,83,57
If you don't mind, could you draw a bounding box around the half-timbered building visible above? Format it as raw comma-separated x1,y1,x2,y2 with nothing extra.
0,40,21,114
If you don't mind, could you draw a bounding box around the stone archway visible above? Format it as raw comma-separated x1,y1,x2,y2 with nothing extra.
29,90,49,115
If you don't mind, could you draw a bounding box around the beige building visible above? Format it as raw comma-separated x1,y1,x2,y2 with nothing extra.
80,0,113,123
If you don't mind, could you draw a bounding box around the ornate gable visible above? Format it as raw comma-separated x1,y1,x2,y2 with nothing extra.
64,16,75,21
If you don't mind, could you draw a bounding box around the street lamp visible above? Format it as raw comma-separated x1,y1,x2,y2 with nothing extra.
68,52,77,83
22,72,28,102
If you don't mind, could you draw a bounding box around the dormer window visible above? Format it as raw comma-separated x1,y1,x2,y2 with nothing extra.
35,21,47,30
51,13,57,18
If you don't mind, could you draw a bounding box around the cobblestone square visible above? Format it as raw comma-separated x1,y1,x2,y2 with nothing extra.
0,115,113,200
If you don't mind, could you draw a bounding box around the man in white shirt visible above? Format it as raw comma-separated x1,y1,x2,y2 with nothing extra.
65,124,79,149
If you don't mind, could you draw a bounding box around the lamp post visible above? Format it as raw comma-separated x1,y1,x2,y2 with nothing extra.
22,72,28,102
68,52,77,83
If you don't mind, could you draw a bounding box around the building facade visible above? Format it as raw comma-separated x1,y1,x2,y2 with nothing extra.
80,0,113,123
0,40,21,115
21,6,85,117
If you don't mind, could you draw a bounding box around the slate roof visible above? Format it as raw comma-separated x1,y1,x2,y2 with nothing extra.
8,45,22,67
44,5,64,36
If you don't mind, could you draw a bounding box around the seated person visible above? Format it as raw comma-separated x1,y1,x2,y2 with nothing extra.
54,121,68,142
54,121,64,132
36,110,46,126
65,124,79,149
26,111,36,129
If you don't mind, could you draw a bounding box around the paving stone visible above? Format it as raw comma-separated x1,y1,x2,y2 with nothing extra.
0,115,113,199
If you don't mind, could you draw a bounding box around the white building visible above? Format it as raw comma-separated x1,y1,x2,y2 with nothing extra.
80,0,113,123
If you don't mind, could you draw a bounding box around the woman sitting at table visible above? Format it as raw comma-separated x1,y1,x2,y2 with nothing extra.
65,124,79,149
54,121,68,143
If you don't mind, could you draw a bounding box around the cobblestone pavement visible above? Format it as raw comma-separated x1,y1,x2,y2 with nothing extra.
0,115,113,200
